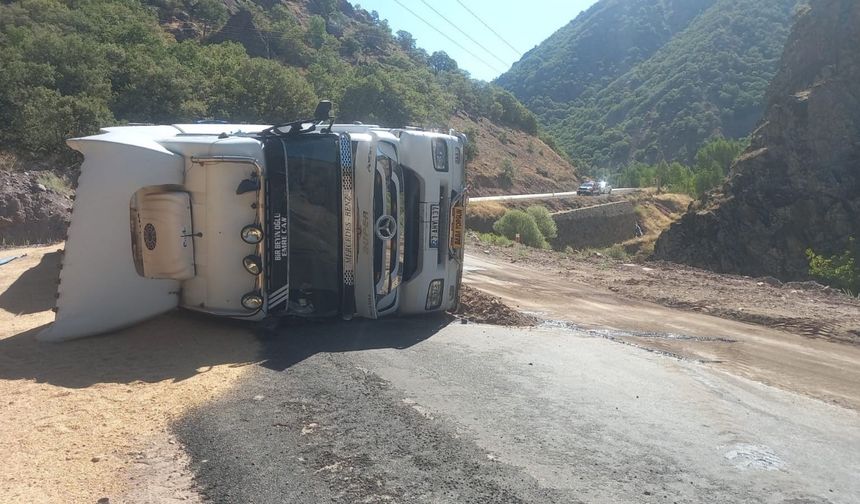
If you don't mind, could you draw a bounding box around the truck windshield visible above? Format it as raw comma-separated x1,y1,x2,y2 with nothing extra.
283,135,341,316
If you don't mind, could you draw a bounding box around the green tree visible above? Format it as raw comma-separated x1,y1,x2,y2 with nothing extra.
500,158,515,188
190,0,228,37
305,15,328,49
806,238,860,295
463,127,479,162
493,210,548,249
395,30,416,52
428,51,457,74
526,206,557,240
315,0,338,19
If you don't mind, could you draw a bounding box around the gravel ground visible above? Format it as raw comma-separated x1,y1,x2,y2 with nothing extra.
476,240,860,346
0,245,257,503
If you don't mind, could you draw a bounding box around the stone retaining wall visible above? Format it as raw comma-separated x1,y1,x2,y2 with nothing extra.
551,201,636,250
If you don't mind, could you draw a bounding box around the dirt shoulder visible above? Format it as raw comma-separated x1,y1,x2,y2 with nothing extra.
473,239,860,346
0,245,260,503
464,247,860,410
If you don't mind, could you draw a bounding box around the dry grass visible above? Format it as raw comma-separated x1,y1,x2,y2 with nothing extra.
450,115,578,197
35,171,73,195
467,201,506,221
0,151,20,172
623,192,693,259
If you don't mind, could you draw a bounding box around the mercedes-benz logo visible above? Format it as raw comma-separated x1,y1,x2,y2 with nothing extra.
375,215,397,241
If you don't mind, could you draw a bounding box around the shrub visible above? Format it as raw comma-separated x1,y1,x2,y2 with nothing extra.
0,151,19,171
500,158,515,188
806,238,860,296
36,171,72,195
493,209,547,249
477,233,514,247
526,205,557,240
603,243,630,261
463,127,479,162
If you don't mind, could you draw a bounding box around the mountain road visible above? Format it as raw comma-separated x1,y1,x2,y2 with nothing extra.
1,246,858,503
469,187,637,203
175,254,860,503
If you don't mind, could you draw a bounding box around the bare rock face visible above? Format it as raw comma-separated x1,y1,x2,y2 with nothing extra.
0,171,71,246
209,8,269,58
654,0,860,280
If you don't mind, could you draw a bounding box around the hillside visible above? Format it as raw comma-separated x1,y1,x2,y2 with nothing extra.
0,0,579,246
654,0,860,281
0,1,570,185
496,0,714,120
450,115,578,197
497,0,798,169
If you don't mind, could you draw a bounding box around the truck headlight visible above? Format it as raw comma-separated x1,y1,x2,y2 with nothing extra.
241,224,264,244
432,139,448,172
241,291,263,310
243,255,262,275
425,279,444,310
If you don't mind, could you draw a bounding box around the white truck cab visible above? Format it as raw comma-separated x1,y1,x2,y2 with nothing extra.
41,108,467,341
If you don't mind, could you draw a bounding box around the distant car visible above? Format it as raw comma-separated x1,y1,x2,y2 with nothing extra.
598,180,612,194
577,181,598,195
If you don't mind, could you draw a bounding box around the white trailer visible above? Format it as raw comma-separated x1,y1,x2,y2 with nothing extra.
41,104,467,341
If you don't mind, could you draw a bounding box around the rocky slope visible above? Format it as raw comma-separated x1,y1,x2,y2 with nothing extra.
654,0,860,280
450,115,577,197
0,171,71,247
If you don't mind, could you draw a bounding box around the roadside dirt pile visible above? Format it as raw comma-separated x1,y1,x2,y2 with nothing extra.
456,285,536,326
654,0,860,280
0,171,71,247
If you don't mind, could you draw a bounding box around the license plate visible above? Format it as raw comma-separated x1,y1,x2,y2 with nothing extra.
450,206,465,250
429,204,440,249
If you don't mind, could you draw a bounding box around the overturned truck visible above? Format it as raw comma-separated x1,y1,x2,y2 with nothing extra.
41,104,467,341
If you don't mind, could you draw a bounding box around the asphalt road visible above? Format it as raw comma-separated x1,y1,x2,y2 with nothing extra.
178,317,860,503
463,253,860,411
469,188,636,203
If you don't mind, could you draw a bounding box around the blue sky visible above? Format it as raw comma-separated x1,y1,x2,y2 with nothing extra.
354,0,599,81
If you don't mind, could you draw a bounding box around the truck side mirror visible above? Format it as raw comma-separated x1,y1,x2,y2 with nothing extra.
314,100,333,122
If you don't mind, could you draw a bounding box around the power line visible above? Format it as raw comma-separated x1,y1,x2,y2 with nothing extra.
453,0,523,57
391,0,506,74
417,0,510,69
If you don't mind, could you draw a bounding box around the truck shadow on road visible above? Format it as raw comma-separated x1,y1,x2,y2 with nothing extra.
0,247,452,388
0,310,451,389
256,315,453,372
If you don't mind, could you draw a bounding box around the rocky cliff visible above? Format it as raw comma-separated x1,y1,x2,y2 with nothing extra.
653,0,860,280
0,171,71,247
